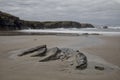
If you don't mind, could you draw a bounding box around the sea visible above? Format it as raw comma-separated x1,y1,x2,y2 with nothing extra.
19,26,120,36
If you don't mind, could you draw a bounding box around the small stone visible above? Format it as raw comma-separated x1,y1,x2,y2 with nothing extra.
95,66,105,70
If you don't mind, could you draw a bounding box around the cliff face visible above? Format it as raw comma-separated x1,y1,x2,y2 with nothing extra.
0,11,94,30
0,11,20,30
41,21,81,29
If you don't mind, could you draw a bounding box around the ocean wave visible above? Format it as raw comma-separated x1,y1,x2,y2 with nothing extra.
108,27,120,29
19,28,120,36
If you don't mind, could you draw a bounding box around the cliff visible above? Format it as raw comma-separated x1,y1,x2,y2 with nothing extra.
0,11,20,30
0,11,94,30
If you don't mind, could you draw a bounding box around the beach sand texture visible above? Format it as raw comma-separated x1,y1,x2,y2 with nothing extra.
0,35,120,80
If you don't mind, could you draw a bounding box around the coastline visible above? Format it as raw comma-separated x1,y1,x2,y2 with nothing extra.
0,1,120,80
1,28,120,36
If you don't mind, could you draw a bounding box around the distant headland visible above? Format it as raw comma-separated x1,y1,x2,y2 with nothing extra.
0,11,94,30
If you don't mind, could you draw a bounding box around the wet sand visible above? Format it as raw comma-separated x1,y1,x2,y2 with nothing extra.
0,35,120,80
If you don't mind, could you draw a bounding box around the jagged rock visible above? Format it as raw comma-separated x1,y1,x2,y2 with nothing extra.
18,45,46,56
57,48,76,60
57,48,88,70
30,48,47,57
39,47,61,62
74,51,87,70
17,45,88,70
38,47,88,70
60,48,75,55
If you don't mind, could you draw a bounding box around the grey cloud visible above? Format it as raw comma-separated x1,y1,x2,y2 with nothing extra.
0,0,120,25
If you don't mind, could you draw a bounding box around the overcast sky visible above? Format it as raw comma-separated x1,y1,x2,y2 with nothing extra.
0,0,120,26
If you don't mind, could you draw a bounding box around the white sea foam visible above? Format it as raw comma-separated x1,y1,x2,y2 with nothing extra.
108,26,120,29
18,28,120,36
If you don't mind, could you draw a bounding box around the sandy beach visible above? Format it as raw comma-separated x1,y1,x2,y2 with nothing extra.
0,0,120,79
0,35,120,80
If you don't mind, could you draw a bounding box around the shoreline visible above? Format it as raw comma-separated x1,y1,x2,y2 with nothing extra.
0,28,120,36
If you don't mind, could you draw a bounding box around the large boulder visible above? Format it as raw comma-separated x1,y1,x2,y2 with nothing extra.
74,51,87,70
57,49,88,70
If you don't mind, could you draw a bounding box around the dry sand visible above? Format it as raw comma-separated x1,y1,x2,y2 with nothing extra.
0,35,120,80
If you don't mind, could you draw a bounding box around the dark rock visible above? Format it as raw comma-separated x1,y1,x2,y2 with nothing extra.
0,11,94,31
17,45,88,70
82,33,89,35
57,49,88,69
39,47,61,62
30,48,47,57
42,21,81,28
0,11,21,30
60,48,75,55
90,33,100,35
75,51,87,70
39,48,88,70
81,23,94,28
103,26,108,29
18,45,46,56
95,66,105,70
58,48,76,60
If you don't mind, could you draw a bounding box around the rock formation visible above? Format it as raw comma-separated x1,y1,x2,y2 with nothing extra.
95,66,105,70
0,11,94,30
30,48,47,57
75,51,87,70
39,47,61,62
103,26,108,29
18,45,47,56
18,45,88,70
0,11,21,30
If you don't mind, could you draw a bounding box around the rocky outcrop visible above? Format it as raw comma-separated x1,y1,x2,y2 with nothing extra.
18,45,46,56
81,23,94,28
30,48,47,57
0,11,21,30
0,11,94,30
39,47,61,62
41,21,81,29
75,51,87,70
18,45,88,70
